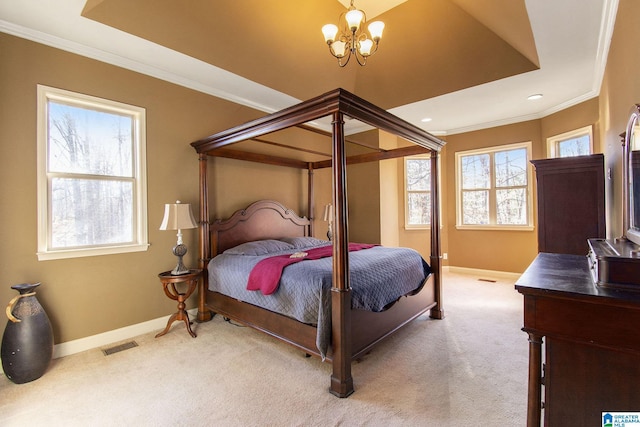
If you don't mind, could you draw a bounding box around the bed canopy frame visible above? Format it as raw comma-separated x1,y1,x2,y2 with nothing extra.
191,88,446,397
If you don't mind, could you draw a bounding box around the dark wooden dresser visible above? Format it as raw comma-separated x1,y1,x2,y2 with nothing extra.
531,154,605,255
516,253,640,426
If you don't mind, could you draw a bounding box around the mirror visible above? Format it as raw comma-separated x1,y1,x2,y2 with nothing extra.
624,104,640,247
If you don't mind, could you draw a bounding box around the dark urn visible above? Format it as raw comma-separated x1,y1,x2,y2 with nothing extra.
1,283,54,384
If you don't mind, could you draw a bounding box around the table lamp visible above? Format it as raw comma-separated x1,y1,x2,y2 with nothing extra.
159,200,198,275
323,204,333,241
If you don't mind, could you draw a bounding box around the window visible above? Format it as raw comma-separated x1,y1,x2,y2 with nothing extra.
405,156,431,228
456,142,533,230
547,125,593,158
37,85,148,260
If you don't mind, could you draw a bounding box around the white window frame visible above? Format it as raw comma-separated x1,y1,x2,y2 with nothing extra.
455,141,534,231
36,85,149,260
546,125,593,158
404,155,442,230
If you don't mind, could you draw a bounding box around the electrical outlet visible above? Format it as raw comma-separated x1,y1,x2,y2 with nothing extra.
443,252,448,260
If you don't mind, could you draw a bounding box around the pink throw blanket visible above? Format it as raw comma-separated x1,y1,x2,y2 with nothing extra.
247,243,376,295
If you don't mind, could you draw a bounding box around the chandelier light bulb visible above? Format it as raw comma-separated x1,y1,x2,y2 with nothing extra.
368,21,385,41
345,9,364,32
359,39,373,56
331,40,347,58
322,24,338,43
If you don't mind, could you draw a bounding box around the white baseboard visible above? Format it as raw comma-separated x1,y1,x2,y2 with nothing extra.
447,266,522,282
52,308,198,359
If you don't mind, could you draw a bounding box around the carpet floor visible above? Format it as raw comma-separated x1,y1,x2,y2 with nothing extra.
0,271,528,426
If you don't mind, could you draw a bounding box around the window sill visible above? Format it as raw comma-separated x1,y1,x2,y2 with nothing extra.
455,224,535,232
37,243,150,261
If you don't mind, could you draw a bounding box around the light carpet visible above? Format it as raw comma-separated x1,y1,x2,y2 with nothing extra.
0,271,528,426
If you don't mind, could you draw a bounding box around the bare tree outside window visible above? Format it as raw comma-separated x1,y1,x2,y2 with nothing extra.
547,126,593,158
457,143,531,228
406,158,431,226
557,135,590,157
495,148,527,225
461,154,490,224
48,103,135,248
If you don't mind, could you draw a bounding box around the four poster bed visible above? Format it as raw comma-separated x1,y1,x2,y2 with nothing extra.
191,88,446,397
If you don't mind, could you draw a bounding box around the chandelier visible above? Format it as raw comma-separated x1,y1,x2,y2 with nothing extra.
321,0,385,67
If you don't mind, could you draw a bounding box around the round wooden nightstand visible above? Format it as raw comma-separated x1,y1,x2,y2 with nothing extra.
155,269,202,338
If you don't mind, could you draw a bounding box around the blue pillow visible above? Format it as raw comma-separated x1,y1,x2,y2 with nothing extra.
279,237,329,249
223,239,294,256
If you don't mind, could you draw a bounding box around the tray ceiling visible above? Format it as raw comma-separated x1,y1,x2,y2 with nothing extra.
81,0,538,110
0,0,617,135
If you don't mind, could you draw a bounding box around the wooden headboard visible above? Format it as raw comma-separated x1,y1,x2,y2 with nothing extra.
210,200,310,255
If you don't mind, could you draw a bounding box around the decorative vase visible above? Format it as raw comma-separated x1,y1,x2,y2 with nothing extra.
1,283,54,384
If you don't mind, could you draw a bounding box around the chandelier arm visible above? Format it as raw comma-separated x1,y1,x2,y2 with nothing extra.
367,42,380,57
338,50,352,67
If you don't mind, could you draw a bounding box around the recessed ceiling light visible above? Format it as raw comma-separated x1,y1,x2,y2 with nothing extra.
420,117,432,122
527,94,543,100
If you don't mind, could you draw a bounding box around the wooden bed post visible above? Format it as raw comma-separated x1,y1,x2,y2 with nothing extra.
307,163,314,237
197,153,213,322
429,151,444,319
330,111,354,397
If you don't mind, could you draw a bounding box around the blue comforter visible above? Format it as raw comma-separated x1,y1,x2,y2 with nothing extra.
208,239,430,358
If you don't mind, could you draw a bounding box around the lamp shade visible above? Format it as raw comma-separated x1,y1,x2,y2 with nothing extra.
345,9,364,32
368,21,384,41
331,40,347,58
359,38,373,56
322,24,338,43
323,204,334,222
159,201,197,231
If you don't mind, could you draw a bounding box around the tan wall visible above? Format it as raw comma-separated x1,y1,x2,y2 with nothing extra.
444,121,542,273
309,129,383,244
311,168,332,239
346,162,381,243
345,130,382,243
0,33,301,344
380,132,401,248
598,0,640,239
209,157,307,219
